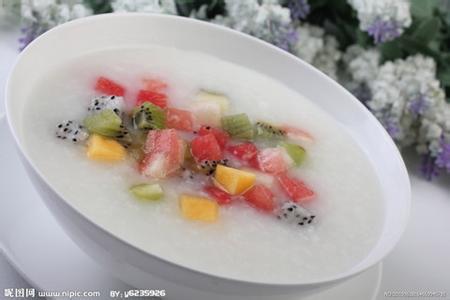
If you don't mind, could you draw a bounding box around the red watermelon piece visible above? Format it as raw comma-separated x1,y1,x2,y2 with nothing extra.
140,129,184,178
95,77,125,96
227,143,258,162
136,90,168,108
204,186,232,205
198,126,230,149
190,133,223,162
257,147,292,174
276,172,315,203
166,108,194,131
242,184,275,212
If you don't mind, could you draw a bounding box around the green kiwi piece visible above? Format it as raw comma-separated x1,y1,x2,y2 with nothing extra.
221,113,253,140
132,102,166,130
129,183,164,201
280,142,306,166
255,121,286,139
83,109,123,137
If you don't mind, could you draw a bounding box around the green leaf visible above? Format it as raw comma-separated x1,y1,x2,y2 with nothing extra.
399,37,442,62
411,17,441,45
410,0,439,19
379,41,403,62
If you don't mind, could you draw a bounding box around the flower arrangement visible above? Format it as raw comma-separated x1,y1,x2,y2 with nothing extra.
1,0,449,179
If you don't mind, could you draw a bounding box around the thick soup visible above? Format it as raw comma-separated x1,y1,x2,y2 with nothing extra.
22,46,384,283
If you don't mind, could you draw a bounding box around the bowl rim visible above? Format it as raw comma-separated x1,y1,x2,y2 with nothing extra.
5,13,411,288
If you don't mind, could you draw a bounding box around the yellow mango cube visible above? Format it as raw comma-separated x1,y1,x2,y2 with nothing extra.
180,195,219,222
214,165,256,195
86,134,126,161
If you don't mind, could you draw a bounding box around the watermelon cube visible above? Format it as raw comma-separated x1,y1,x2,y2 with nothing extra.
198,126,230,149
166,108,194,131
204,186,232,205
94,77,125,96
190,133,223,162
136,90,168,108
242,184,275,212
257,147,293,174
276,173,315,203
140,129,184,178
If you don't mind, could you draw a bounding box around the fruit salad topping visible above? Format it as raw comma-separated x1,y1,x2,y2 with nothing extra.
56,75,317,225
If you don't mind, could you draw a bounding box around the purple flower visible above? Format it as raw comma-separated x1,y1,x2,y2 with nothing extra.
288,0,310,20
421,154,440,180
367,19,401,44
274,26,298,51
351,83,372,104
18,23,46,51
382,118,401,140
408,94,427,117
436,137,450,172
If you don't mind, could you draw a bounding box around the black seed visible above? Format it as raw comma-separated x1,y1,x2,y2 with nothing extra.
74,130,78,135
72,138,77,142
288,207,293,212
58,124,63,128
206,126,211,130
299,222,304,226
63,128,68,132
96,107,101,110
307,220,312,224
303,217,308,220
111,96,115,99
311,216,316,219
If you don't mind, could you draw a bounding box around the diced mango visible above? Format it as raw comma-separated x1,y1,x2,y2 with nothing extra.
180,195,219,222
214,165,256,195
86,134,126,161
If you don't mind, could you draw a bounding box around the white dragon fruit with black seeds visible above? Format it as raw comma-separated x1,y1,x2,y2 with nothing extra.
88,95,124,115
277,202,316,226
56,120,89,143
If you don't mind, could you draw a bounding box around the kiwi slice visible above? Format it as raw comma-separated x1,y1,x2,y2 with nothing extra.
280,142,306,166
83,109,123,137
255,121,286,139
129,183,164,201
221,113,253,140
132,102,165,130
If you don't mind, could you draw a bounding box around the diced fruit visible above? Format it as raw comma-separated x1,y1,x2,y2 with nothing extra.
276,173,315,203
227,143,258,162
242,184,275,212
191,101,222,127
143,78,167,92
136,89,168,108
86,134,126,161
214,165,256,195
166,108,194,131
221,113,253,140
94,77,125,96
257,147,293,174
194,90,230,113
132,102,166,130
83,109,123,137
277,202,316,226
140,129,184,178
129,183,164,201
279,142,306,166
204,186,232,205
88,95,124,115
55,120,89,143
180,195,219,222
198,126,230,149
281,125,314,143
190,133,223,162
254,121,286,139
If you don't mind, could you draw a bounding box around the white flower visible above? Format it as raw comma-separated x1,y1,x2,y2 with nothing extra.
293,23,341,79
348,0,411,43
111,0,176,14
214,0,295,50
342,45,380,84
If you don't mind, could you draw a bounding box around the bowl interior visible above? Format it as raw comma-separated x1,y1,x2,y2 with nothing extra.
6,14,410,284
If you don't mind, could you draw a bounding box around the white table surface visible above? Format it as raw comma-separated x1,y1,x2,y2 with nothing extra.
0,23,449,299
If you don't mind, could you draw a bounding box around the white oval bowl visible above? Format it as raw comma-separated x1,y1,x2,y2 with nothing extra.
5,14,410,298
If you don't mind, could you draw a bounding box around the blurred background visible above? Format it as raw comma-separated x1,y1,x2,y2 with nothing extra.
0,0,449,298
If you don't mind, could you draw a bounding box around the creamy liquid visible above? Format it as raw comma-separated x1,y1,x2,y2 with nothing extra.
22,46,384,283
